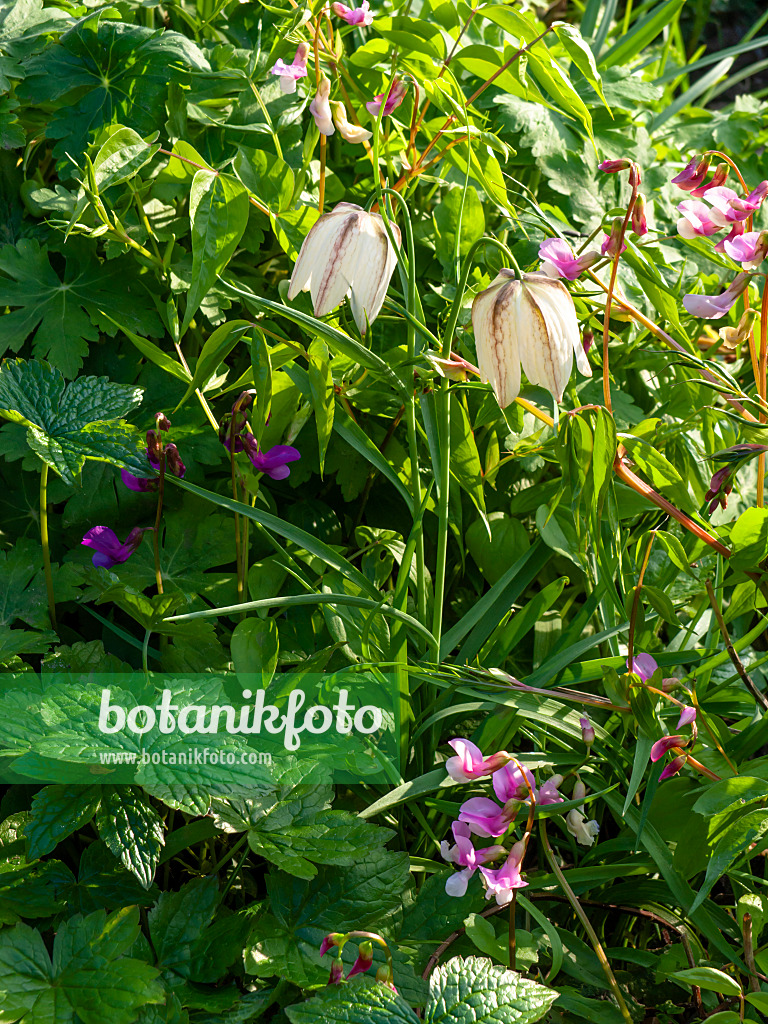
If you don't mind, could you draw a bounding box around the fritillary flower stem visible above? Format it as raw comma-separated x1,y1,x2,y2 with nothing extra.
229,418,243,606
540,820,633,1024
153,452,166,595
627,532,654,674
603,167,639,411
39,463,57,630
705,579,768,711
432,237,520,659
757,280,768,506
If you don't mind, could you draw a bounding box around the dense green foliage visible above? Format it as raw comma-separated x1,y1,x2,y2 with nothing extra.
1,0,768,1022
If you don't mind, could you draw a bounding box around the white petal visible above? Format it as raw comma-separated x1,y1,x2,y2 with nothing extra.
310,211,361,317
520,277,577,402
287,209,345,300
445,868,470,897
471,273,521,409
348,216,400,332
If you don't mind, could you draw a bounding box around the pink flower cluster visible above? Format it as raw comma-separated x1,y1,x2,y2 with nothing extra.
441,738,597,904
672,155,768,319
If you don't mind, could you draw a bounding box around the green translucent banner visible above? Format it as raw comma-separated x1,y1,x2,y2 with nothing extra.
0,670,400,795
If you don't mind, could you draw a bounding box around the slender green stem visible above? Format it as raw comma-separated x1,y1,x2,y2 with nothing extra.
540,820,633,1024
142,628,151,674
153,453,166,595
39,463,57,629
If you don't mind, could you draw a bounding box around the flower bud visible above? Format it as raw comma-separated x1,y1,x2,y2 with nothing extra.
375,965,397,991
599,159,630,173
155,413,171,431
631,194,648,236
347,940,374,979
328,957,344,984
676,705,696,729
573,780,587,802
164,443,186,480
659,754,687,781
628,163,642,188
582,330,594,355
672,155,711,192
719,308,757,351
580,715,595,747
690,162,729,198
650,735,685,762
601,218,626,258
320,932,347,956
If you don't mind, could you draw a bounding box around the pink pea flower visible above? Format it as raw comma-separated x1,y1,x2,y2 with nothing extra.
660,754,687,781
599,159,630,173
332,0,374,25
492,762,536,804
713,221,745,254
538,774,565,805
683,272,750,320
650,735,684,761
690,162,729,199
445,738,511,781
310,75,334,136
631,194,648,236
366,79,407,118
601,220,626,257
538,238,600,281
626,653,658,681
480,840,528,905
676,200,722,239
729,180,768,213
672,156,711,192
346,940,374,979
677,706,697,729
271,42,309,94
724,230,768,269
440,821,506,897
580,715,595,746
458,796,513,838
704,186,755,226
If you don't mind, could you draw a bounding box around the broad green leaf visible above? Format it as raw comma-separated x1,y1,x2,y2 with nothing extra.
234,147,296,214
99,311,192,384
654,530,696,578
729,507,768,571
0,908,163,1024
0,358,148,484
285,976,419,1024
24,785,101,860
693,777,768,817
554,23,610,108
466,513,530,587
182,170,250,333
231,617,279,686
95,786,165,890
747,993,768,1013
425,955,558,1024
91,125,159,192
668,967,741,996
148,876,218,973
690,809,768,913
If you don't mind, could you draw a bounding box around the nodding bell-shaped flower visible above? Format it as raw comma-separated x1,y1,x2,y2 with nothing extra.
270,42,309,94
310,75,335,136
331,102,372,144
471,269,590,408
287,202,401,334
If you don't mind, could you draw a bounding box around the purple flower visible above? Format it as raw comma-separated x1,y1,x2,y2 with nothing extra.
479,841,528,905
729,180,768,213
346,941,373,979
672,156,710,192
492,762,536,804
271,42,309,94
440,821,505,897
683,272,750,320
676,200,721,239
366,79,407,117
626,653,658,681
121,467,157,492
82,526,147,569
538,238,599,281
538,774,565,805
121,440,185,492
704,186,755,226
677,706,697,729
650,735,684,762
445,738,511,782
713,222,745,254
458,796,512,838
332,0,374,25
660,754,687,781
724,230,768,269
248,443,301,480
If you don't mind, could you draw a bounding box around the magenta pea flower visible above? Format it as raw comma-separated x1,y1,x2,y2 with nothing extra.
440,821,505,897
689,162,728,199
650,735,684,761
346,940,374,979
366,79,407,118
247,441,301,480
271,42,309,94
676,200,721,239
492,762,536,804
683,272,750,320
332,0,374,25
660,754,687,781
445,738,511,781
677,706,697,729
730,180,768,213
713,222,745,254
458,796,513,838
672,156,711,192
724,230,768,269
479,841,528,905
538,238,600,281
82,526,147,569
626,653,658,682
704,186,756,226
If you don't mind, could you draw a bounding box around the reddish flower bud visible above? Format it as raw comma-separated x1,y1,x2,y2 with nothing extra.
631,194,648,236
375,965,397,992
164,443,186,479
580,715,595,747
659,754,687,781
628,163,642,188
601,218,626,258
599,159,631,173
650,735,685,762
672,155,711,192
328,958,344,985
347,940,374,979
690,162,729,199
582,330,594,355
320,933,347,956
155,412,171,431
676,706,696,729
